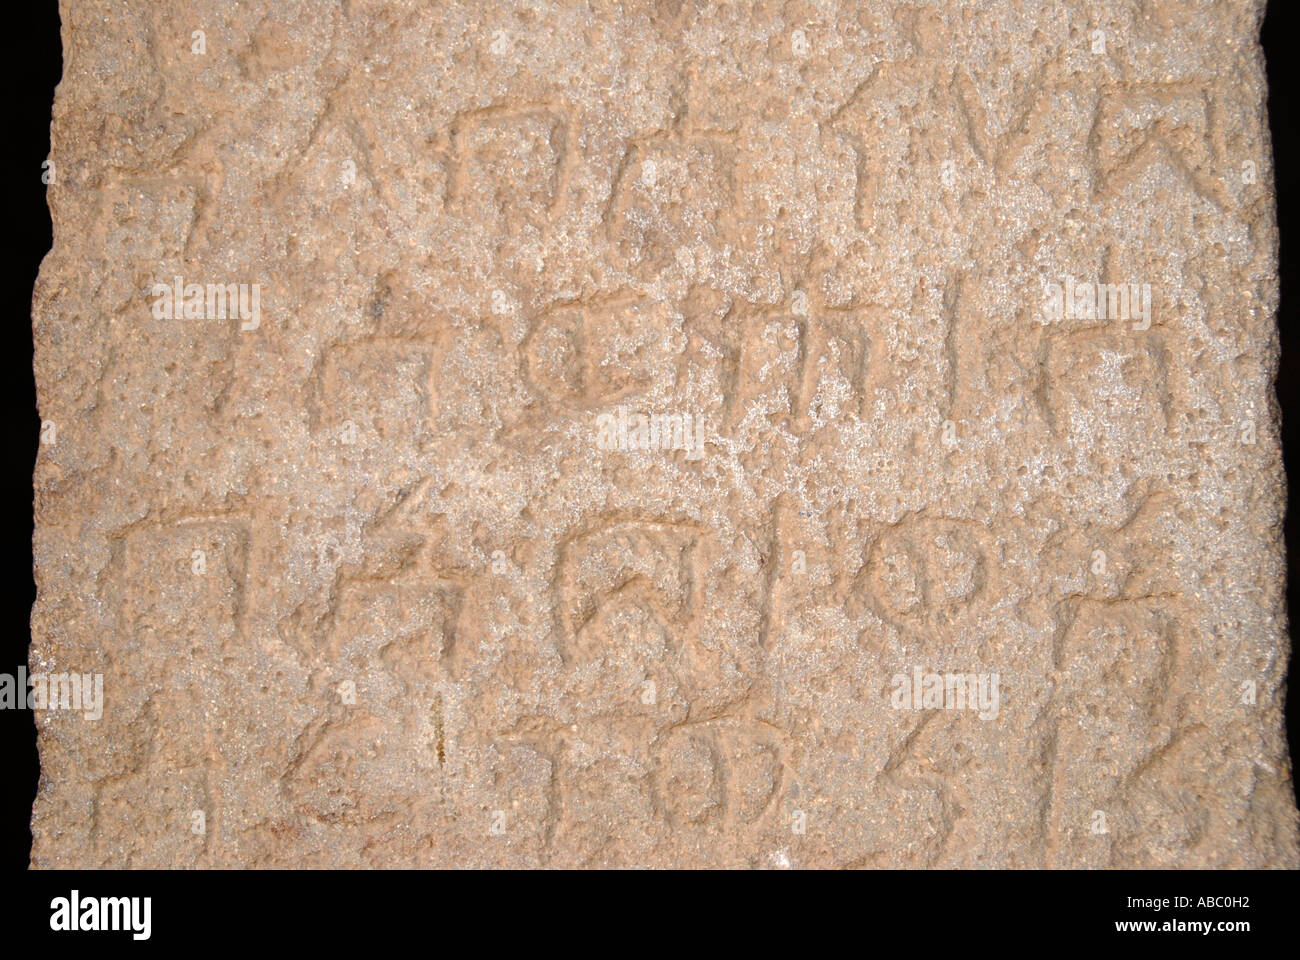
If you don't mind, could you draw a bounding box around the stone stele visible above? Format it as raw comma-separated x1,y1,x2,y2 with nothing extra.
30,0,1299,868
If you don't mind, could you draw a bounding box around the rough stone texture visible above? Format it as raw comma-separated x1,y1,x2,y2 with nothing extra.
30,0,1299,868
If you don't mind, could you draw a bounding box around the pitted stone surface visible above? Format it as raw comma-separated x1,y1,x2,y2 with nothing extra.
30,0,1298,867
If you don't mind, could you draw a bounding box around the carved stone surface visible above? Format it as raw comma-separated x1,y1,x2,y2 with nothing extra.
31,0,1297,867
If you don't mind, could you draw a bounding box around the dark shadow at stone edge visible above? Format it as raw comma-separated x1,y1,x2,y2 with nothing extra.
1263,0,1299,812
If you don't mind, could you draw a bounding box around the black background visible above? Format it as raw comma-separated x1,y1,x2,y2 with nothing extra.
4,0,58,874
2,0,1297,913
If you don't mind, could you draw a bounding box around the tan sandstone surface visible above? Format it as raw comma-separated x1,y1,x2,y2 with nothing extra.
29,0,1299,868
